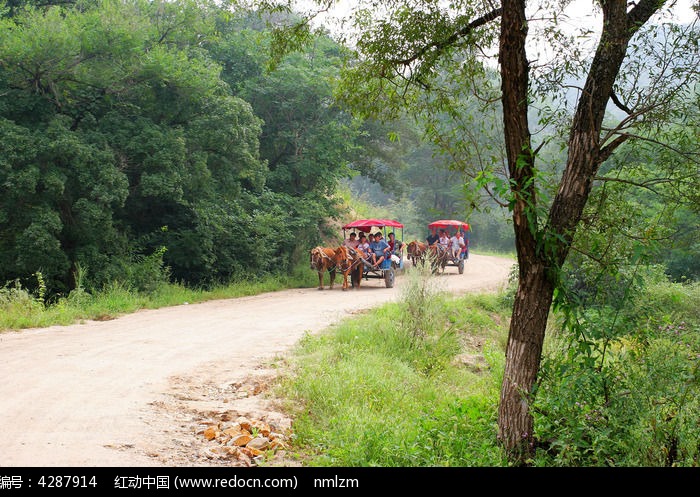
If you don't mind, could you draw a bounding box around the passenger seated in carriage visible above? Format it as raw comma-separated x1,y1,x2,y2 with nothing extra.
369,232,391,268
344,232,360,249
450,231,466,260
461,235,469,260
426,227,439,246
387,231,396,252
437,229,450,255
389,232,404,254
387,231,403,264
357,234,370,254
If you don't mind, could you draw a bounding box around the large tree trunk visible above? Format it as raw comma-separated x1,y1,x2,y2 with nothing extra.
497,0,543,463
496,0,661,465
498,260,554,462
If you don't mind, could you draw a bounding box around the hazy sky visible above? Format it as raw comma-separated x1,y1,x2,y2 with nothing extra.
299,0,698,64
301,0,699,32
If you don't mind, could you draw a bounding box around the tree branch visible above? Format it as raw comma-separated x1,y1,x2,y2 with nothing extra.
627,0,667,32
593,174,675,194
388,8,502,66
609,91,632,115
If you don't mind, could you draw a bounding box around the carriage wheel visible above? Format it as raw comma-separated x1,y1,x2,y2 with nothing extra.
384,269,395,288
458,259,465,274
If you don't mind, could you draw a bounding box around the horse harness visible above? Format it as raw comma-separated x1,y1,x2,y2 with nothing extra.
335,246,365,273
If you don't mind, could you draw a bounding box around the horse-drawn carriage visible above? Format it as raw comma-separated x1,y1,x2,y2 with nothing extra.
309,218,405,290
406,219,470,274
428,219,470,274
341,218,405,288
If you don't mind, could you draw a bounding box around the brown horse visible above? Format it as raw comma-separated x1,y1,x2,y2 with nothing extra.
428,244,450,273
406,240,428,267
310,246,337,290
332,245,365,291
349,246,370,288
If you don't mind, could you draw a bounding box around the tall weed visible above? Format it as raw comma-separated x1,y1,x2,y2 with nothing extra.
0,278,45,330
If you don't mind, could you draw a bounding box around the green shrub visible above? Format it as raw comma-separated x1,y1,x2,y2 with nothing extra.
532,277,700,466
0,279,45,329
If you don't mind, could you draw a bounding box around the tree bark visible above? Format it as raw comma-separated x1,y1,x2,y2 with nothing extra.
498,260,554,462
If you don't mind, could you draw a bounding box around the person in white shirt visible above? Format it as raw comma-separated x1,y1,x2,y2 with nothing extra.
438,230,450,252
357,234,371,257
450,231,466,260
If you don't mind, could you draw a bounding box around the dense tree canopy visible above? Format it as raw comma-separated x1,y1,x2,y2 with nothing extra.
0,0,413,295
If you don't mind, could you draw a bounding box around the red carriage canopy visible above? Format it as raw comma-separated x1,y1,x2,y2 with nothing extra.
428,219,471,232
342,219,404,233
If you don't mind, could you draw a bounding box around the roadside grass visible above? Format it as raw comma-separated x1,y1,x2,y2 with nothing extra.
270,265,512,466
468,248,516,260
0,263,318,333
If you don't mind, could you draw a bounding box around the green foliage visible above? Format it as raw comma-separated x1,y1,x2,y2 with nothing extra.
0,0,376,296
468,206,514,253
0,279,45,327
229,30,357,204
533,275,700,466
124,246,171,294
660,204,700,283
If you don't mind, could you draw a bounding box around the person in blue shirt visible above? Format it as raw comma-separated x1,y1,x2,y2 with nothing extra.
369,232,390,268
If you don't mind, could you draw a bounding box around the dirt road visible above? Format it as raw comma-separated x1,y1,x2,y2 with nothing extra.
0,254,514,467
